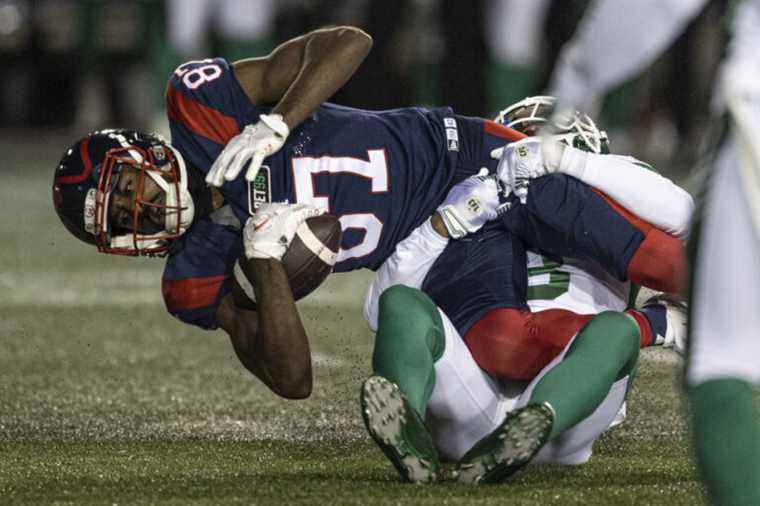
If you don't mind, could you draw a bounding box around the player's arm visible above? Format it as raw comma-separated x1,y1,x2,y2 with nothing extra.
216,258,312,399
206,26,372,186
215,203,324,399
494,139,694,237
555,147,694,237
363,175,500,330
232,26,373,130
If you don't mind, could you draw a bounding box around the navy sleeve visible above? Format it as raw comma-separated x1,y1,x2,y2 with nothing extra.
161,218,243,330
165,58,258,174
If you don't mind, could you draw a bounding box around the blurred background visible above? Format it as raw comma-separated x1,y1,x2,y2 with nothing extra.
0,0,729,177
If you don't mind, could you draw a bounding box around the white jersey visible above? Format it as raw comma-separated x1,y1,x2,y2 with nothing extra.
526,251,630,315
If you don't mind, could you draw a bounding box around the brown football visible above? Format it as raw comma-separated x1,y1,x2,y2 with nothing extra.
230,214,342,310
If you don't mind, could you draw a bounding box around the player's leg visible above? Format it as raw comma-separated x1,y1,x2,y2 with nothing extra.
372,284,445,417
421,225,662,382
687,141,760,506
526,311,638,439
456,311,639,483
463,301,670,382
361,285,445,483
463,307,592,380
426,308,520,462
500,173,686,294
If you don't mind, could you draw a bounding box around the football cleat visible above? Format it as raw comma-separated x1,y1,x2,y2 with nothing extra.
360,376,440,483
454,402,554,485
642,295,687,355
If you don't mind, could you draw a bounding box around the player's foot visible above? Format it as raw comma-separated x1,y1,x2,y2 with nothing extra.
454,402,554,485
360,376,440,483
642,295,687,355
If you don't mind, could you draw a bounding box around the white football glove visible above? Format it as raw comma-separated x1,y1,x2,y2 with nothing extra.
436,174,500,239
205,114,290,187
243,202,325,260
490,137,565,204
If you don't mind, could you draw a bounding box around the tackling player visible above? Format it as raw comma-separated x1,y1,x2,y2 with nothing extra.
359,103,691,483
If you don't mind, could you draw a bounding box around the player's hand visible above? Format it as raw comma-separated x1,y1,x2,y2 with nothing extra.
205,114,290,187
436,174,501,239
490,137,565,204
244,202,325,260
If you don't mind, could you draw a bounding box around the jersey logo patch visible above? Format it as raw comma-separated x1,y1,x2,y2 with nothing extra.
248,165,272,215
444,117,459,151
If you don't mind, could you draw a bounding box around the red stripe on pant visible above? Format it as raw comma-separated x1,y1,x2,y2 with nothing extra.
592,189,686,294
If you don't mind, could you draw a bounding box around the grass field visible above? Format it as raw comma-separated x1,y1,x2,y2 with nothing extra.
1,135,708,504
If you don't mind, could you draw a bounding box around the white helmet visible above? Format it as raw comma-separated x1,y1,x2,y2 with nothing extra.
495,95,610,154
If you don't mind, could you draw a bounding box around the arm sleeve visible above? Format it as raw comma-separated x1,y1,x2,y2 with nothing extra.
161,218,243,330
548,0,709,112
165,58,256,173
363,219,449,331
559,146,694,237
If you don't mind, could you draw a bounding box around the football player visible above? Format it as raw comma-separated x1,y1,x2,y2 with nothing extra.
359,103,691,483
52,28,684,403
547,2,760,503
52,26,534,399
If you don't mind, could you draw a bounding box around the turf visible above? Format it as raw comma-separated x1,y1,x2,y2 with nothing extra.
1,135,709,504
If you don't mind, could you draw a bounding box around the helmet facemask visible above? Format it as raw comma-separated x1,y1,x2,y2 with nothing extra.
496,95,610,154
88,143,195,256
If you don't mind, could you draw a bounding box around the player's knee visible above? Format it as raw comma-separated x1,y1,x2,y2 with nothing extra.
587,311,640,351
374,285,441,373
378,284,435,321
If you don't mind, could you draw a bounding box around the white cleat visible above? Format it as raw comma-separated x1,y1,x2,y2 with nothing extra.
454,402,555,485
360,376,440,483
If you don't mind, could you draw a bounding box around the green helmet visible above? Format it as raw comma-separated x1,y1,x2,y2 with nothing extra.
495,95,610,154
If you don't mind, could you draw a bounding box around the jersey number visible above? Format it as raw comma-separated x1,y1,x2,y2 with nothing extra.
292,150,389,262
174,59,222,89
527,255,571,300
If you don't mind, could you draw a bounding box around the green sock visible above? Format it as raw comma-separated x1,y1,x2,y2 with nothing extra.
689,378,760,506
529,311,639,440
372,286,445,419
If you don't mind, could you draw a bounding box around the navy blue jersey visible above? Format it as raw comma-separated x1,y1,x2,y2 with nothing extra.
422,223,529,335
162,58,517,329
166,58,467,272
